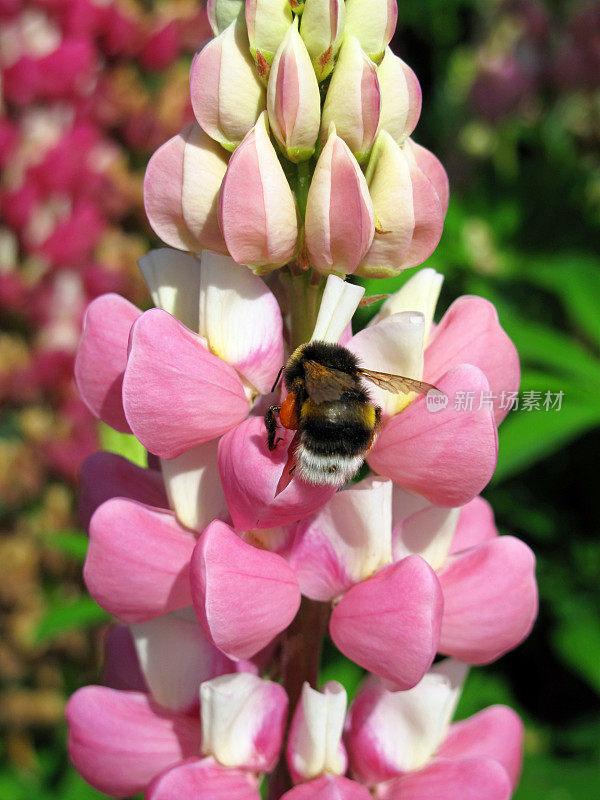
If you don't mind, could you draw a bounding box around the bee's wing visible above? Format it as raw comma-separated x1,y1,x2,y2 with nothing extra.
357,368,437,396
304,360,357,403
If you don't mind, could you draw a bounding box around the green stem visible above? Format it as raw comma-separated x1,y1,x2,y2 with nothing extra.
281,269,326,349
267,598,331,800
295,160,312,220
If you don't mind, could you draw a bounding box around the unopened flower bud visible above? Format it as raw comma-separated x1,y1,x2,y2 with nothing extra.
267,18,321,161
305,124,375,275
345,0,397,63
200,673,288,771
207,0,244,35
377,47,422,144
143,123,228,254
356,130,445,278
300,0,345,81
190,19,266,151
218,111,298,272
287,682,348,783
246,0,293,80
321,35,381,163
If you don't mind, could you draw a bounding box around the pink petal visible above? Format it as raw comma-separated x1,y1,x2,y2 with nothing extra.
305,130,375,275
424,297,520,425
281,775,372,800
288,515,363,602
190,22,266,150
143,125,203,252
267,20,320,161
147,758,261,800
102,625,148,693
320,35,381,160
376,49,422,144
357,133,421,279
190,520,301,659
74,293,140,432
448,496,498,555
330,556,443,688
345,661,467,785
66,687,201,798
123,309,249,459
438,536,538,663
368,365,498,507
383,757,511,800
218,417,336,530
85,499,195,623
438,706,524,789
79,451,168,530
400,154,445,270
218,112,298,270
407,140,449,215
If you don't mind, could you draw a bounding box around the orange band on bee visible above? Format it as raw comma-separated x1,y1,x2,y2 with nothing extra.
280,393,300,430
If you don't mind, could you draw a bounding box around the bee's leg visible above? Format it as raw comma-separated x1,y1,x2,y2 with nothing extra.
265,405,282,451
270,365,284,393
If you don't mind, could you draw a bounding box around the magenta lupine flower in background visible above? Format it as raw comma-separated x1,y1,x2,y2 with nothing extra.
66,0,537,797
0,0,211,485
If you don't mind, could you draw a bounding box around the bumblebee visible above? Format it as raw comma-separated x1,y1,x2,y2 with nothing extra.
265,340,437,487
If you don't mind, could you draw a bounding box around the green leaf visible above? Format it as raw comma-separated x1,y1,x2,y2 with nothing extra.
527,254,600,347
495,378,600,481
454,668,517,720
515,754,600,800
57,767,120,800
33,596,110,644
552,596,600,695
500,312,600,388
41,530,88,561
99,423,147,467
319,656,365,702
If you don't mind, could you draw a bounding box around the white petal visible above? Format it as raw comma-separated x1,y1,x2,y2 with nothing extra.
289,682,347,780
160,439,226,533
393,505,460,571
310,275,365,343
138,248,202,331
290,476,393,600
392,484,431,525
198,250,284,395
370,267,443,344
130,609,230,713
366,658,468,771
348,311,425,416
200,673,285,769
